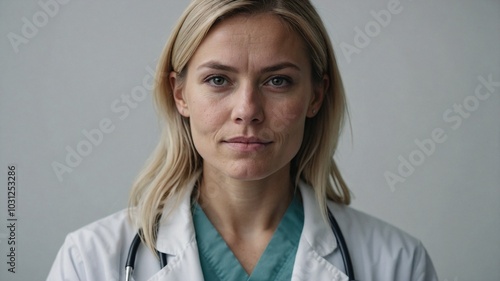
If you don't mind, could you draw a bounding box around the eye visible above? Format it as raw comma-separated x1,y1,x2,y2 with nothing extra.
266,76,291,88
205,76,228,87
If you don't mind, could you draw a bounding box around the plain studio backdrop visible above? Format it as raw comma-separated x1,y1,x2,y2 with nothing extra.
0,0,499,280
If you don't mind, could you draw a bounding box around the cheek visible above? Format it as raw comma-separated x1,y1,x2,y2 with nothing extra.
189,105,220,159
267,100,308,135
260,99,308,156
188,97,228,140
184,85,221,132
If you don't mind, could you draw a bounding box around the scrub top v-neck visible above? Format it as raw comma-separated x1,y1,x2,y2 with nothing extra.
192,195,304,281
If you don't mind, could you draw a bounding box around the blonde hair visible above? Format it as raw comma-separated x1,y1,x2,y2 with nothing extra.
129,0,350,254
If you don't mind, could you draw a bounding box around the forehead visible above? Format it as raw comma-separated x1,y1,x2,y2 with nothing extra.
188,13,309,71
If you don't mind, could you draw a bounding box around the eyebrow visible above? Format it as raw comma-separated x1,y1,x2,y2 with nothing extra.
197,61,238,73
197,61,301,74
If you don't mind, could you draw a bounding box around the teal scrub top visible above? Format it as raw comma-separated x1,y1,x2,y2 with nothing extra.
192,195,304,281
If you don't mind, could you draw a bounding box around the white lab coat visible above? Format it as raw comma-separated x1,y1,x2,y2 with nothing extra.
47,181,438,281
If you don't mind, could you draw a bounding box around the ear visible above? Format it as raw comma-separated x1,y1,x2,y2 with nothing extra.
170,71,190,117
306,75,328,118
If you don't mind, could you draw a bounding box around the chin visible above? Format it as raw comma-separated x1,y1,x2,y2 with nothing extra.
225,163,288,182
226,170,272,182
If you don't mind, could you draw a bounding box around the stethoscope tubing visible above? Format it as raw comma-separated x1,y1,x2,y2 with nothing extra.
327,208,356,280
125,230,168,281
126,208,356,281
125,230,141,281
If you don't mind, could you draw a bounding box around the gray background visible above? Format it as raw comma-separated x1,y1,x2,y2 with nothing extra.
0,0,499,280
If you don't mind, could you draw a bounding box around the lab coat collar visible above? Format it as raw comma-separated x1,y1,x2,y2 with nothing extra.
297,181,338,256
155,177,198,256
150,178,205,281
155,180,338,257
293,181,348,281
152,179,345,281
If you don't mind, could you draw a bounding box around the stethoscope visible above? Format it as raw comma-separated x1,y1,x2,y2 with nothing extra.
125,208,356,281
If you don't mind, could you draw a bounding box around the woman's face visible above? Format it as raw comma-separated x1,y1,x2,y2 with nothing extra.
172,13,325,183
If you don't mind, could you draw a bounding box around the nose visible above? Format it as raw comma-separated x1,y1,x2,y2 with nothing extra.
231,82,264,125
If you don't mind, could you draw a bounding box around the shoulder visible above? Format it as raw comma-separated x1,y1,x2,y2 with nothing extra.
327,202,438,280
47,209,136,281
328,202,418,244
327,201,422,255
65,208,137,261
67,208,135,241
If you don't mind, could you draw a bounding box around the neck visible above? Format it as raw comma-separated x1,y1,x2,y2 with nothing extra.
197,166,293,237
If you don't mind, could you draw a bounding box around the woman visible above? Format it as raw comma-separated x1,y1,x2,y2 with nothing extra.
48,0,438,280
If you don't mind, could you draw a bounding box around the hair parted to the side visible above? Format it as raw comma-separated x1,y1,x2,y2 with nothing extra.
129,0,351,255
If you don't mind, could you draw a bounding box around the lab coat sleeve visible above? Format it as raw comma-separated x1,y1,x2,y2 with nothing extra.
411,241,439,281
46,234,87,281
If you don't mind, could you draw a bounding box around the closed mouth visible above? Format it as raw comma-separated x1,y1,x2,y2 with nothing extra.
223,136,272,145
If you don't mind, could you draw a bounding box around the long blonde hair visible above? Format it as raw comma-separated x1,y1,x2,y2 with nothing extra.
129,0,350,254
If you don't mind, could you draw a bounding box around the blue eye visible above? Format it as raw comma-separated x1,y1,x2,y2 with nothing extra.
266,76,291,87
206,76,228,86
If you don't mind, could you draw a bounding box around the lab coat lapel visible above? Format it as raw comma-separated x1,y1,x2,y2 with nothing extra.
147,177,204,281
291,246,349,281
292,182,349,281
146,240,204,281
147,179,349,281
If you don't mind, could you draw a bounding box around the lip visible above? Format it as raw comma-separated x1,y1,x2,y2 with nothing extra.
225,136,272,144
222,136,272,152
